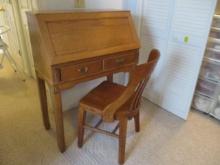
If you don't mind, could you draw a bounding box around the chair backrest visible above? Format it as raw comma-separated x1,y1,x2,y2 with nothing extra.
128,49,160,114
103,49,160,122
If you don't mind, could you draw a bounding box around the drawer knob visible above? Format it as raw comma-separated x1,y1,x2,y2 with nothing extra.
77,67,88,74
115,58,125,65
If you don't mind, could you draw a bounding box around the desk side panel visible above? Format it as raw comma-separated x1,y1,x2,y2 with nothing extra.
27,13,53,83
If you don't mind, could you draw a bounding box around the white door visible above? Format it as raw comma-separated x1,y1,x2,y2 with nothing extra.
16,0,35,77
0,0,23,69
140,0,217,119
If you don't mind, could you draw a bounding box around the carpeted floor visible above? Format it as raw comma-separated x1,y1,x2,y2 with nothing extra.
1,63,220,165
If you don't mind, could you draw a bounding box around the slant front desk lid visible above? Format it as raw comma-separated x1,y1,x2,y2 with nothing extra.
27,10,140,65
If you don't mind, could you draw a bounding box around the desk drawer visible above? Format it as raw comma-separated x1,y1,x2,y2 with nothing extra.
103,54,137,70
59,60,102,81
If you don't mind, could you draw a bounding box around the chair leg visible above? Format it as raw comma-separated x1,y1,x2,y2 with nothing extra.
77,108,86,148
134,112,140,132
118,117,128,165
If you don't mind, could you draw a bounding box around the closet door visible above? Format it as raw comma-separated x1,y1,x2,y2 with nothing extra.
140,0,175,108
141,0,217,119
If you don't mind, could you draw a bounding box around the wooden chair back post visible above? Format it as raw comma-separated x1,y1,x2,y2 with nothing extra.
103,49,160,122
129,49,160,114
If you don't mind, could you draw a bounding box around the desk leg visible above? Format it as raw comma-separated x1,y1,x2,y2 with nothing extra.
36,76,50,130
107,74,113,82
50,88,66,153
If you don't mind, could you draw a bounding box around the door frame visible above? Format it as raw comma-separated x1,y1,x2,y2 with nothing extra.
9,0,35,77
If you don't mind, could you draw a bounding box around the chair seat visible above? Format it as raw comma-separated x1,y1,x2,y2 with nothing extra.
80,81,133,116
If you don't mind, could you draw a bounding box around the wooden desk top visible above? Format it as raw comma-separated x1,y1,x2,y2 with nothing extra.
27,10,139,64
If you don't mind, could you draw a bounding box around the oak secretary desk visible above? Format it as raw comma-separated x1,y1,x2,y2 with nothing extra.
27,10,140,152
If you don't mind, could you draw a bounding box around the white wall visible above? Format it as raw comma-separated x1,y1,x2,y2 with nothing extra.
37,0,75,10
123,0,143,35
85,0,123,9
37,0,124,10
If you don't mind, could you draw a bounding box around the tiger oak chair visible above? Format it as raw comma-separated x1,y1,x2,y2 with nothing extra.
77,49,160,164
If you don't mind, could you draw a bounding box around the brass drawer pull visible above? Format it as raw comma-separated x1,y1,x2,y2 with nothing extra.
77,67,88,74
115,58,125,65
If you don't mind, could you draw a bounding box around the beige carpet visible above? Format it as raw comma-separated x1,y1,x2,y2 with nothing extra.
1,63,220,165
